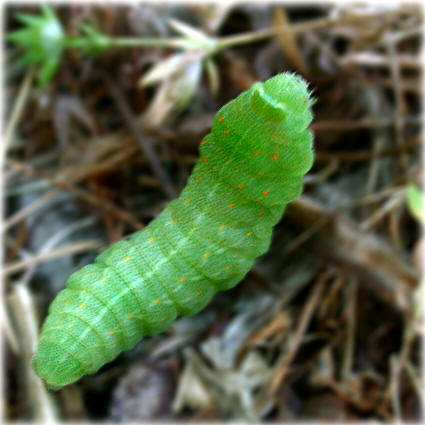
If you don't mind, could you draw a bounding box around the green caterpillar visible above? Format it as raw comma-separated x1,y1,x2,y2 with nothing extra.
33,72,314,389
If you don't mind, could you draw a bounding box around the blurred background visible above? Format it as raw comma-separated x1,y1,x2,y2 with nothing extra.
3,2,422,422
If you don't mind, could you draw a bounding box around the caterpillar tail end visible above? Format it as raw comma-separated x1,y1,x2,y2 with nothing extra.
32,338,82,390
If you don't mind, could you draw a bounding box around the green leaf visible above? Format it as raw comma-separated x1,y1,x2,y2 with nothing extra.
39,59,60,89
6,28,32,43
14,12,44,26
406,184,424,222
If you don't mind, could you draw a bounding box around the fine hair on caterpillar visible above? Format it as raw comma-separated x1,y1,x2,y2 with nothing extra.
33,72,315,389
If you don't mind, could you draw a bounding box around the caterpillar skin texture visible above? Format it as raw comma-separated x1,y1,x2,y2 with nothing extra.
33,73,314,389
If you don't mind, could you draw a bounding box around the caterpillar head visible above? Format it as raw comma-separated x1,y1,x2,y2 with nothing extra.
250,73,313,125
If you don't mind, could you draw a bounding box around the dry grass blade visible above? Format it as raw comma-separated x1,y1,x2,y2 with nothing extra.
104,73,178,199
6,158,144,230
4,66,35,150
315,136,419,162
267,270,330,394
340,52,420,69
2,189,60,233
286,197,418,311
3,240,102,276
271,7,307,74
140,52,190,88
7,284,58,421
218,7,417,49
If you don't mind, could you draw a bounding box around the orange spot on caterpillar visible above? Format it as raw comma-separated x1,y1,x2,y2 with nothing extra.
202,158,209,163
200,140,206,145
246,232,253,236
219,225,225,230
202,253,209,258
161,317,168,321
253,151,260,156
224,265,231,269
237,184,244,189
272,154,278,161
223,130,230,134
196,291,202,296
257,211,265,216
123,256,130,261
148,237,155,242
262,190,270,196
109,331,115,335
195,177,202,182
153,299,160,304
227,204,235,209
179,278,186,283
218,116,224,122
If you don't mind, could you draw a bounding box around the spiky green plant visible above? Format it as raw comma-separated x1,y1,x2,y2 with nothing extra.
7,5,66,88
